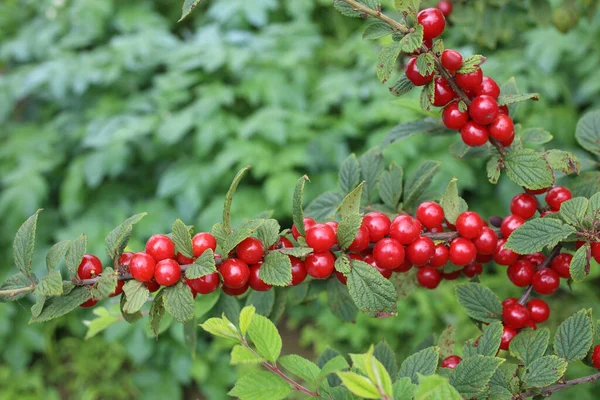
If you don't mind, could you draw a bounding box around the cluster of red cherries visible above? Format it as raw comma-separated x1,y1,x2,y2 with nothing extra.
403,6,516,148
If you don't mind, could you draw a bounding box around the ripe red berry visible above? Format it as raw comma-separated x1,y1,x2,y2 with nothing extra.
373,238,406,270
186,272,220,294
591,242,600,264
222,283,249,296
405,57,434,86
77,254,103,280
335,270,347,285
522,252,545,267
146,280,160,293
488,115,515,142
290,257,307,286
417,8,446,40
81,298,98,308
442,270,461,280
503,303,531,330
154,259,182,287
442,101,470,130
502,297,519,309
305,252,335,279
428,225,444,233
441,355,462,369
591,345,600,370
433,77,457,107
476,253,493,263
362,212,391,242
501,214,525,238
456,211,484,239
269,237,294,250
473,227,498,255
475,77,500,98
532,268,560,295
348,224,370,252
145,234,175,262
325,221,339,236
510,193,537,219
417,266,442,289
460,121,489,147
463,263,483,278
248,263,272,292
545,186,572,211
455,68,483,92
406,236,435,266
109,280,125,297
498,105,509,115
441,50,463,72
192,232,217,257
429,243,449,268
305,224,337,252
362,255,392,279
220,258,250,289
119,252,134,267
416,202,445,230
507,260,535,287
129,252,156,282
176,253,194,265
469,95,499,125
236,237,265,265
550,253,573,279
291,217,316,240
449,237,477,266
390,215,422,245
437,1,453,17
527,299,550,323
493,239,519,266
500,326,518,351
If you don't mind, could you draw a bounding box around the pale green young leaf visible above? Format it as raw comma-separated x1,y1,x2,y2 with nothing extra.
230,345,264,365
393,377,416,400
84,306,121,340
415,374,462,400
200,316,239,340
228,371,290,400
337,372,380,399
248,314,282,362
239,306,256,336
280,354,321,382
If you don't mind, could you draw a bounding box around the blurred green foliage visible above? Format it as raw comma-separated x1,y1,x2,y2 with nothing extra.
0,0,599,398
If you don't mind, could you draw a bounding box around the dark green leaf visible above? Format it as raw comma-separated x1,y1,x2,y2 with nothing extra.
34,270,63,297
359,149,384,204
575,109,600,155
398,346,439,384
554,309,594,362
172,219,193,258
378,162,403,210
389,75,414,97
338,183,364,250
374,340,398,379
149,292,165,338
65,234,87,275
185,248,217,279
455,282,502,323
403,161,440,210
45,240,70,272
122,280,149,314
362,21,393,40
292,176,309,237
504,148,554,190
570,243,591,283
509,328,550,366
347,260,397,317
505,218,576,254
327,279,358,322
228,371,290,400
105,213,147,260
256,219,281,250
245,289,275,317
13,210,41,280
259,251,292,286
339,154,361,194
223,166,251,235
163,281,195,322
477,321,503,357
90,268,118,300
498,93,540,106
382,118,451,147
523,356,567,388
179,0,204,21
399,24,423,53
30,286,91,323
305,191,344,221
449,355,504,398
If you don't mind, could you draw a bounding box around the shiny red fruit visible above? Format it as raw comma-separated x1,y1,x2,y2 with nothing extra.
475,77,500,98
442,101,470,130
417,266,442,289
429,243,449,268
81,298,98,308
305,252,335,279
145,234,175,262
449,237,477,266
236,237,265,265
130,252,156,282
417,8,446,40
220,258,250,289
460,121,489,147
545,187,572,211
503,303,531,330
442,270,462,280
109,280,125,297
489,115,515,142
290,257,307,286
441,49,463,72
406,236,435,266
186,272,220,294
507,260,535,287
373,238,405,270
305,224,337,252
433,78,457,107
500,326,518,351
176,252,194,265
498,105,509,115
591,345,600,370
390,215,422,245
348,224,371,252
192,232,217,257
456,211,484,239
145,280,160,293
510,193,537,219
455,68,483,91
469,95,499,125
416,202,445,230
501,214,525,238
364,255,393,279
291,217,316,240
77,254,103,279
362,212,391,242
222,283,249,296
463,263,483,278
532,268,560,295
437,0,453,17
527,299,550,323
502,297,519,309
248,263,272,291
154,259,182,287
550,253,573,279
405,57,434,86
592,242,600,264
269,237,294,250
493,239,519,266
441,355,462,369
522,252,545,267
473,227,498,255
119,252,134,267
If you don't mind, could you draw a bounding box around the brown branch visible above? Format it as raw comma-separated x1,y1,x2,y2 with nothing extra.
341,0,410,34
521,372,600,398
0,285,35,297
518,244,562,305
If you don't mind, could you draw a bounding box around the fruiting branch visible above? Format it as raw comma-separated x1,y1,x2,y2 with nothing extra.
341,0,410,34
0,284,35,297
521,372,600,398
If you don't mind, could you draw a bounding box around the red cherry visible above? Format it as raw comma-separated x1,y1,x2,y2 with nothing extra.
475,77,500,98
394,259,413,273
220,258,250,289
442,270,461,280
441,355,462,369
507,260,535,287
130,252,156,282
362,212,391,242
591,242,600,264
145,234,175,262
348,224,370,252
192,232,217,257
455,68,483,92
456,211,484,239
325,221,339,236
522,252,545,267
335,270,347,285
176,252,194,265
460,121,489,147
186,272,220,294
591,345,600,370
441,50,463,72
502,297,519,309
493,239,519,266
449,237,477,266
473,227,498,255
305,252,335,279
532,268,560,295
406,236,435,266
503,303,531,330
429,243,449,268
248,263,272,292
305,224,337,252
81,298,98,308
545,187,572,211
269,237,294,250
437,0,453,17
364,255,393,279
119,252,134,267
154,259,182,287
501,214,525,238
526,186,550,195
416,202,445,230
405,57,434,86
290,257,307,285
145,280,160,293
476,253,493,263
417,266,442,289
77,254,103,280
433,78,457,107
291,217,316,240
469,95,499,125
527,299,550,323
236,237,265,265
442,101,470,130
550,253,573,279
488,115,515,142
373,238,405,270
463,263,483,278
510,193,537,219
222,283,249,296
428,225,444,233
390,215,422,244
109,280,125,297
417,8,446,40
500,326,518,351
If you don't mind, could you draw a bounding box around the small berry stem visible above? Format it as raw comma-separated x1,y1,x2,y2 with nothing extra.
0,284,35,297
518,244,562,305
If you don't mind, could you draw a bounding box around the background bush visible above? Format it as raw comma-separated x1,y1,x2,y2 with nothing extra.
0,0,599,398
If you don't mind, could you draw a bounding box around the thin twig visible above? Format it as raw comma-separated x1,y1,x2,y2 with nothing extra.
0,285,35,297
341,0,410,34
521,372,600,398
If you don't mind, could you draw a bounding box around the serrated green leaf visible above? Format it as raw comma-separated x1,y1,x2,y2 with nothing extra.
504,148,554,190
337,372,380,399
248,314,281,362
256,219,280,250
521,128,553,145
339,154,361,194
389,75,415,97
489,363,520,398
179,0,204,21
416,53,435,77
185,248,217,279
559,197,588,227
347,260,397,317
455,282,503,323
575,110,600,155
456,54,485,74
398,347,439,384
378,162,403,210
374,340,398,379
149,291,165,338
280,354,321,382
327,278,359,322
258,251,292,286
122,280,149,314
505,218,576,254
486,155,502,184
172,219,193,258
523,355,567,388
437,325,456,361
449,355,504,398
229,371,290,400
362,21,393,40
223,167,251,235
65,234,87,275
404,161,440,211
334,256,351,274
31,295,46,317
509,328,550,366
440,179,468,225
239,306,255,337
415,374,462,400
90,267,117,300
305,191,344,221
34,270,63,297
315,354,349,388
359,149,384,204
554,309,594,362
293,176,309,237
105,213,147,260
392,376,416,400
230,345,264,365
222,226,261,256
45,240,70,272
29,286,91,323
570,243,590,283
338,183,364,250
377,42,402,84
163,281,195,322
200,316,239,340
84,306,121,340
120,294,142,324
399,24,423,53
395,0,421,19
498,93,540,106
245,290,275,317
545,149,580,175
333,0,364,17
13,210,41,280
419,83,435,112
477,321,503,356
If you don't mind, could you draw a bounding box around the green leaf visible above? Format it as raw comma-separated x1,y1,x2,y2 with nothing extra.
544,149,580,175
554,309,594,362
339,154,361,194
305,191,344,221
437,325,456,361
259,251,292,286
256,219,281,250
13,210,41,280
449,355,504,398
440,179,468,225
90,267,117,300
149,292,165,338
455,282,503,323
31,295,45,317
523,355,567,388
45,240,70,272
456,54,485,74
29,286,91,323
389,75,414,97
477,321,503,357
185,248,217,279
338,183,364,250
280,354,321,382
315,354,349,387
395,0,421,20
364,351,393,398
228,371,290,400
200,316,239,340
362,21,393,40
559,197,588,227
575,109,600,155
179,0,204,21
570,243,591,283
420,82,435,112
222,222,263,256
245,289,275,317
486,155,502,184
393,377,417,400
120,294,142,324
275,247,313,258
347,260,397,317
122,280,149,314
163,281,195,322
105,213,147,260
359,149,384,204
498,93,540,106
172,219,193,258
238,306,255,337
382,118,450,148
521,128,553,145
415,375,462,400
231,345,264,365
292,176,309,237
337,372,380,399
65,234,87,275
327,279,359,322
374,340,398,379
509,328,550,366
489,363,520,398
416,53,435,76
333,0,363,17
378,163,403,210
84,306,120,340
404,161,440,210
505,218,576,254
398,346,439,384
504,148,554,190
34,270,63,297
248,314,282,362
399,24,423,53
223,166,251,235
377,42,402,84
